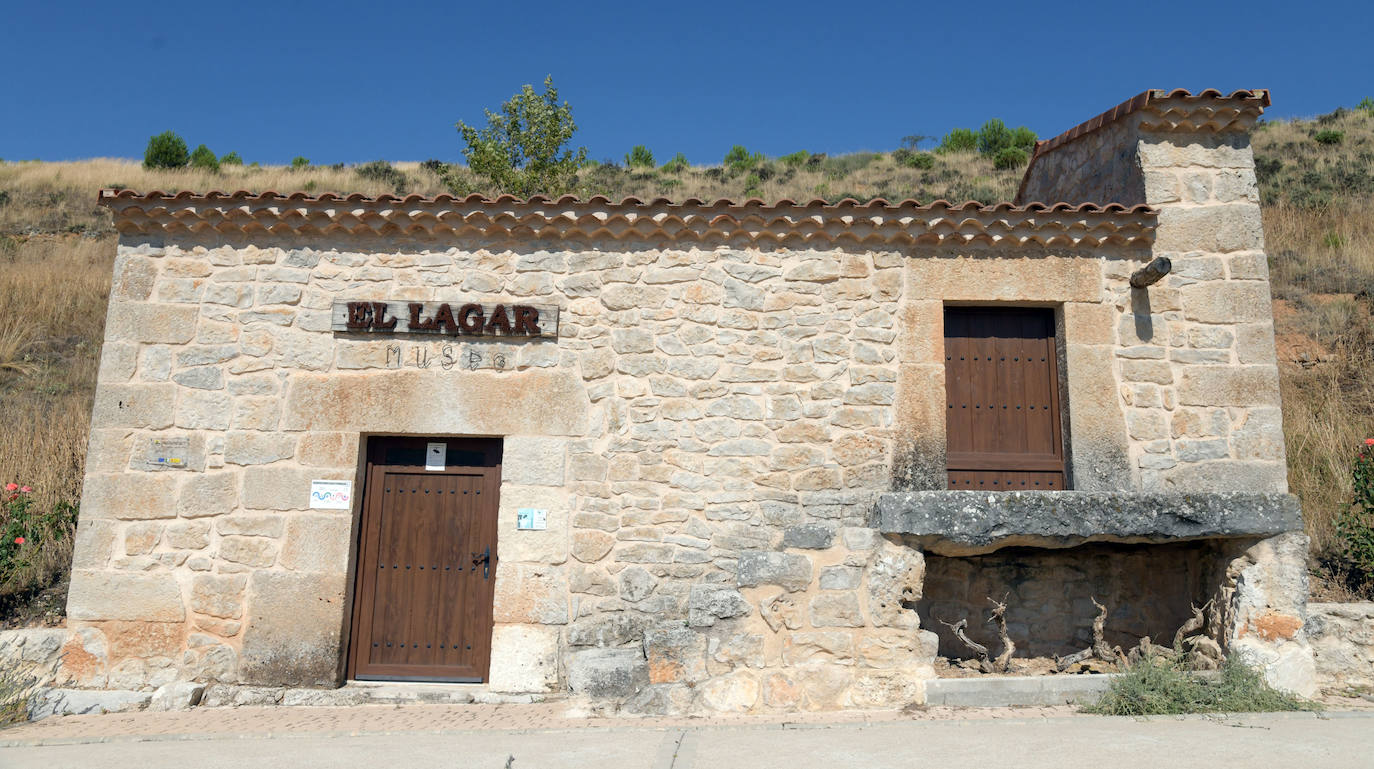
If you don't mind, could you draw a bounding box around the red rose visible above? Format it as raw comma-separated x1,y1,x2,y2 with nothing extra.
3,483,16,492
13,537,24,545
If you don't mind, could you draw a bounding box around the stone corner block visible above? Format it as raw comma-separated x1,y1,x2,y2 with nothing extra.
239,571,347,687
67,570,186,623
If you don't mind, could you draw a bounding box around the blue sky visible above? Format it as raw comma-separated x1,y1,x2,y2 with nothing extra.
3,0,1371,166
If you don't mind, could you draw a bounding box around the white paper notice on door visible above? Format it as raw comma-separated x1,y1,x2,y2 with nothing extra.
425,442,446,471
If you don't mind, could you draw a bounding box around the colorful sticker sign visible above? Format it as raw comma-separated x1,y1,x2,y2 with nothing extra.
309,479,352,510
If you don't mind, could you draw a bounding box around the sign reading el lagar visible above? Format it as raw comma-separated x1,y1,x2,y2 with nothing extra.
331,301,559,338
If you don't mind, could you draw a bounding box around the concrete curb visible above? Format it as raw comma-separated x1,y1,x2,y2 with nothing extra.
924,674,1117,706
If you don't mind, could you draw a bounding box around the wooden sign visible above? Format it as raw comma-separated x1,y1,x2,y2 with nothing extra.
331,301,558,338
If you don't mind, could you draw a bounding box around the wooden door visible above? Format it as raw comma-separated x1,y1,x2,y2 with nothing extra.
944,307,1066,490
348,437,501,682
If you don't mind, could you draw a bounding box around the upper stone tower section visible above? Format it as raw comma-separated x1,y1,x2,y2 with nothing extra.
1017,88,1270,209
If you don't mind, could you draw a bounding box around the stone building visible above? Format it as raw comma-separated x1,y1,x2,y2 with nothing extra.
59,88,1317,712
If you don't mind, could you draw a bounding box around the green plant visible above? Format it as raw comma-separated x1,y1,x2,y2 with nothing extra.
659,152,689,173
456,75,588,197
189,144,219,172
936,127,977,154
893,148,935,169
0,484,77,590
993,146,1029,170
290,156,310,170
1339,440,1374,582
1359,97,1374,115
355,160,409,193
1314,129,1345,146
142,131,189,169
780,150,811,168
724,145,764,172
1086,654,1316,716
625,145,655,169
0,655,35,725
219,151,243,166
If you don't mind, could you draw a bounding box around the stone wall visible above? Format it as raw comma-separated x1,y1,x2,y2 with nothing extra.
1306,602,1374,692
63,90,1313,709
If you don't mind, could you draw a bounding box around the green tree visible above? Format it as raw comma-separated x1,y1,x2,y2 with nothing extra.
625,145,655,168
220,151,243,166
935,128,977,154
976,119,1014,156
456,75,588,197
189,144,219,172
143,131,189,169
291,156,310,170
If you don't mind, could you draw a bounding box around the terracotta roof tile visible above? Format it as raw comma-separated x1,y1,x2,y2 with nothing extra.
1032,88,1269,160
97,189,1155,249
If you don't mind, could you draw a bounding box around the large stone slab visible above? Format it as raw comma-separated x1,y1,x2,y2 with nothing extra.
239,571,347,686
876,491,1301,555
281,369,589,436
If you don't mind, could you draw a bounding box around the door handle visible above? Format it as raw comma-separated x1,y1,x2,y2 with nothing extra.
472,546,491,579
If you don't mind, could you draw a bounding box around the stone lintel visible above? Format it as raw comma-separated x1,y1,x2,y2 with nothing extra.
875,491,1300,556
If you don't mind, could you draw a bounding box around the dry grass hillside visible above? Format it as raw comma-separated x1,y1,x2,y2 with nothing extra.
1,104,1371,620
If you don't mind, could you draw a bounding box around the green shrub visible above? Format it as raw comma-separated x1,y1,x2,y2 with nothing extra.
1086,654,1315,716
219,151,243,166
936,128,977,154
189,144,219,172
355,160,409,192
1010,125,1037,151
143,131,189,169
291,156,310,170
780,150,811,168
0,484,78,592
993,146,1028,170
1339,440,1374,582
1360,97,1374,115
419,159,449,175
820,153,880,178
659,152,689,173
456,75,588,197
724,145,764,172
1314,129,1345,145
625,145,655,169
893,148,935,169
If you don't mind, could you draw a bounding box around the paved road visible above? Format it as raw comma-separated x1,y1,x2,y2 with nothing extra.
2,711,1371,769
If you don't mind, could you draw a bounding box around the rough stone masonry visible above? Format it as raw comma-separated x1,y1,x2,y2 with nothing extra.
41,88,1317,715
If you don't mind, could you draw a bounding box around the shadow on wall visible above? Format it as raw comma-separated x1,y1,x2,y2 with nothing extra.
918,541,1245,659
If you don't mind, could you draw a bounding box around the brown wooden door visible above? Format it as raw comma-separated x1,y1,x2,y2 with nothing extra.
944,307,1066,490
348,437,501,682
